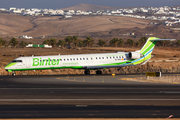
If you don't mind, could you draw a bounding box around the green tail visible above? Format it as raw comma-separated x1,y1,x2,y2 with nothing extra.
140,37,159,56
131,37,175,65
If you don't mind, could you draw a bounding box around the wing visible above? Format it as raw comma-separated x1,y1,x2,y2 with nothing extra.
85,64,136,69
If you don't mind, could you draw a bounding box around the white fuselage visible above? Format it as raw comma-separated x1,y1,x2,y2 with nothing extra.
5,52,129,71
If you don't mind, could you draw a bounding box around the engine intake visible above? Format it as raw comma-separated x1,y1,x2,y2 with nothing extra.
129,52,143,59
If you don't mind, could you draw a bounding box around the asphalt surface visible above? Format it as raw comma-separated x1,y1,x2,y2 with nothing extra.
0,74,180,118
0,105,180,118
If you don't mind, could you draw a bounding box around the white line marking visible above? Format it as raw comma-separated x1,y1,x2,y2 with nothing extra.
76,105,88,107
160,91,180,93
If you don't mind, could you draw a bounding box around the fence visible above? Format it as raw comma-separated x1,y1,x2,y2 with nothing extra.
146,75,180,84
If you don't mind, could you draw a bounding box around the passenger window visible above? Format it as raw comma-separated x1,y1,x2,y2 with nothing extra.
102,57,104,59
91,58,93,60
110,57,111,59
80,58,82,60
83,58,85,60
77,58,78,60
99,57,101,59
73,58,75,60
122,56,124,58
67,59,69,61
107,57,108,59
86,58,88,60
119,56,121,58
96,57,98,59
64,59,65,61
116,56,118,58
113,57,115,59
70,59,72,61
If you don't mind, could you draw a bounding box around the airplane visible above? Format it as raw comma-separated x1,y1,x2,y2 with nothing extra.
4,37,175,76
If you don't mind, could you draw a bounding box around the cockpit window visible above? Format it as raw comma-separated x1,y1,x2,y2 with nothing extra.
12,60,22,63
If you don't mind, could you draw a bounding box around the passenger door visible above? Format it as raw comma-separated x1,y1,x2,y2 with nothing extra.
25,58,31,68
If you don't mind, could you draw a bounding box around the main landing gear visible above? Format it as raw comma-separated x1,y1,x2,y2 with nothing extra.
12,71,16,76
84,70,102,75
96,70,102,75
84,70,90,75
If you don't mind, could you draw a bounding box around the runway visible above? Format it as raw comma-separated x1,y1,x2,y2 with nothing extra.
0,105,180,118
0,74,180,118
0,74,180,105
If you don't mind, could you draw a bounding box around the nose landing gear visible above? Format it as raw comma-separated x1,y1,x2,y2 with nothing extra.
12,71,16,76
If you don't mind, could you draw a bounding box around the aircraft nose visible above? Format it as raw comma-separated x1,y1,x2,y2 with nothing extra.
4,63,17,69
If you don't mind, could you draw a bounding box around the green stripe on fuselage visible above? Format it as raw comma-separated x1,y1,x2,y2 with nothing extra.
8,66,83,71
98,60,135,66
132,54,151,65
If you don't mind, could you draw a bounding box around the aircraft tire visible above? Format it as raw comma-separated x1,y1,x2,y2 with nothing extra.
96,70,102,75
12,72,16,76
84,70,90,75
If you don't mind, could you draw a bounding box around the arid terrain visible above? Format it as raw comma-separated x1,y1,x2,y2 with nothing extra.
1,46,180,75
0,13,32,36
0,12,180,41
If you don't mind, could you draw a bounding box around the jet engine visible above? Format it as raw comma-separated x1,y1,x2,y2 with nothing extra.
128,52,143,59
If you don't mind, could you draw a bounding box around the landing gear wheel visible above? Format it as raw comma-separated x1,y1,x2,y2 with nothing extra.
96,70,102,75
12,72,16,76
84,70,90,75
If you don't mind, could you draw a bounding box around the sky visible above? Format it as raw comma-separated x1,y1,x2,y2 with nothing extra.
0,0,180,9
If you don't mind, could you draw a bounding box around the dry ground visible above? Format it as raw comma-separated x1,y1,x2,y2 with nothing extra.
0,12,149,38
23,15,150,37
1,12,180,40
0,13,32,36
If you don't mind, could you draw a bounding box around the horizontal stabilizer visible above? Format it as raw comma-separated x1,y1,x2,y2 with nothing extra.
150,39,176,41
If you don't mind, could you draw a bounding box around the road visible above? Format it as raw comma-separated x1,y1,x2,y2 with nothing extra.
0,74,180,118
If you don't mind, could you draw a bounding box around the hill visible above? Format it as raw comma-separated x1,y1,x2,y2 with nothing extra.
0,14,150,39
0,13,32,37
61,3,117,11
0,12,180,41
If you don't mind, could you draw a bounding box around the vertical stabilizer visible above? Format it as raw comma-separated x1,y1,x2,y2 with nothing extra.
140,37,159,56
130,37,175,65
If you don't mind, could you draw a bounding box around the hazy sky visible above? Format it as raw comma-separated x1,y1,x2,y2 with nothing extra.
0,0,180,9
